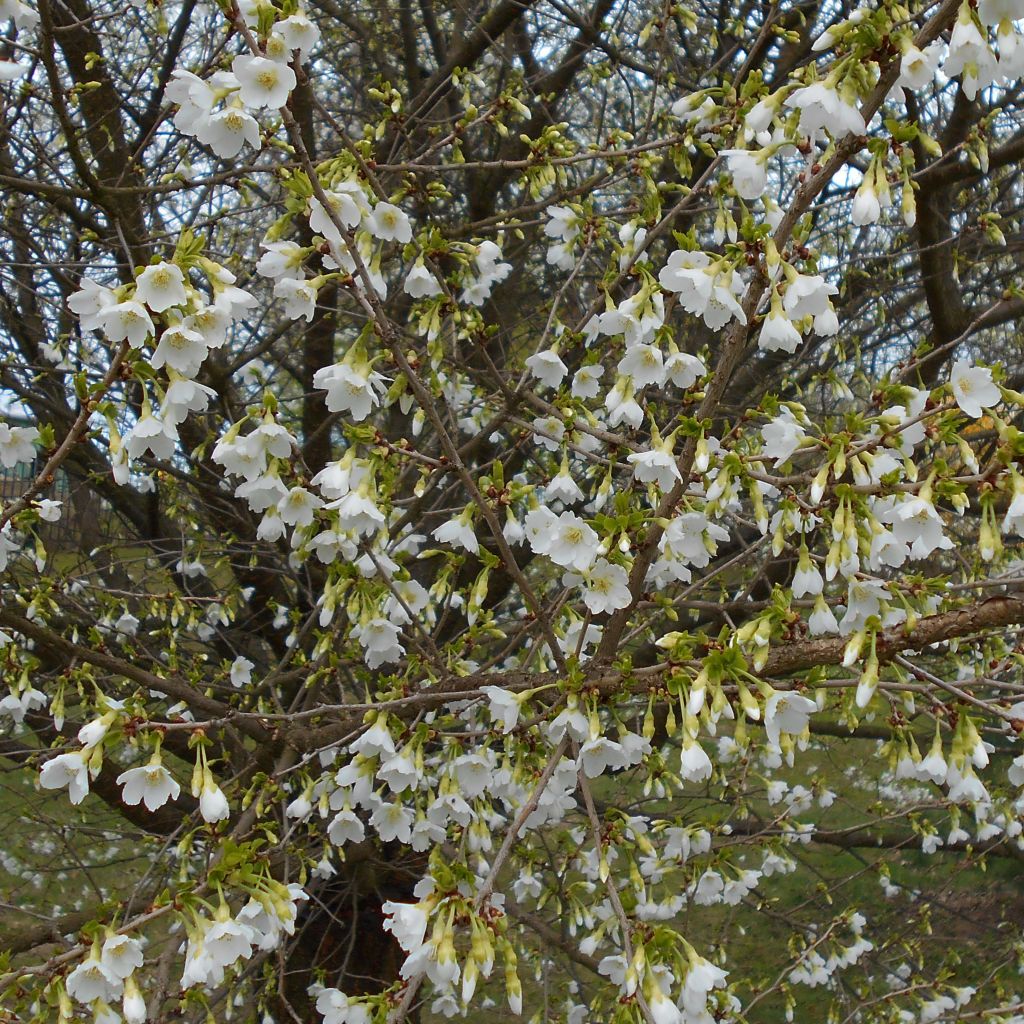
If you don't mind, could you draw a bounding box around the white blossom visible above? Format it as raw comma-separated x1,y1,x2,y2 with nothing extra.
135,261,187,312
232,54,296,108
950,359,1000,419
117,761,181,811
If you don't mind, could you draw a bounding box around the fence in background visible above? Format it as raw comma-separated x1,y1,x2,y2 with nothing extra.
0,460,112,550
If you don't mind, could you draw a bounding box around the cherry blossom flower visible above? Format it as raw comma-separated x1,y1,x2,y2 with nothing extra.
628,448,682,490
571,363,604,398
369,797,414,843
166,69,218,134
722,147,767,200
186,304,232,348
545,464,584,505
943,13,995,100
40,750,91,804
784,80,866,138
352,617,404,668
898,41,943,89
68,277,117,330
618,343,666,388
664,349,705,388
851,178,881,226
887,495,950,559
198,777,230,823
101,934,144,979
309,188,364,238
761,407,805,464
0,686,47,723
545,511,598,571
314,361,387,421
658,248,712,300
782,273,838,319
100,300,155,347
196,105,261,157
278,12,321,57
274,276,318,321
135,261,187,312
480,685,525,733
525,349,568,388
578,736,630,777
328,488,386,536
432,509,479,554
117,759,181,811
0,424,38,467
366,201,412,243
278,486,323,527
66,952,122,1004
328,806,366,846
404,261,442,297
950,359,1000,418
77,708,120,749
122,977,147,1024
232,54,296,108
544,205,580,242
316,988,374,1024
680,737,713,782
764,689,817,747
604,376,644,429
235,475,288,516
581,558,630,614
758,307,802,353
125,410,177,461
151,323,208,376
257,240,307,280
163,376,217,425
791,552,824,599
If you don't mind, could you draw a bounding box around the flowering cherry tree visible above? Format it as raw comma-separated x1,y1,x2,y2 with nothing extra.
1,0,1024,1022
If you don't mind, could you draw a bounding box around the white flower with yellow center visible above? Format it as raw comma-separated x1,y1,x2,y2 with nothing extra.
525,348,568,389
950,359,1000,419
196,105,261,158
571,362,603,398
68,277,117,330
404,261,442,297
309,188,363,238
135,261,187,312
100,300,155,347
279,13,321,58
764,689,817,747
581,557,630,614
277,485,323,527
100,934,144,980
257,240,307,281
274,276,318,322
313,361,387,421
628,449,681,490
758,307,802,354
39,750,90,804
618,343,665,388
184,304,231,348
367,201,412,243
548,511,598,571
117,760,181,811
232,54,296,109
151,323,208,376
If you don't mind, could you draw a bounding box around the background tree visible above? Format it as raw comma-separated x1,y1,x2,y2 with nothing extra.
1,0,1024,1022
